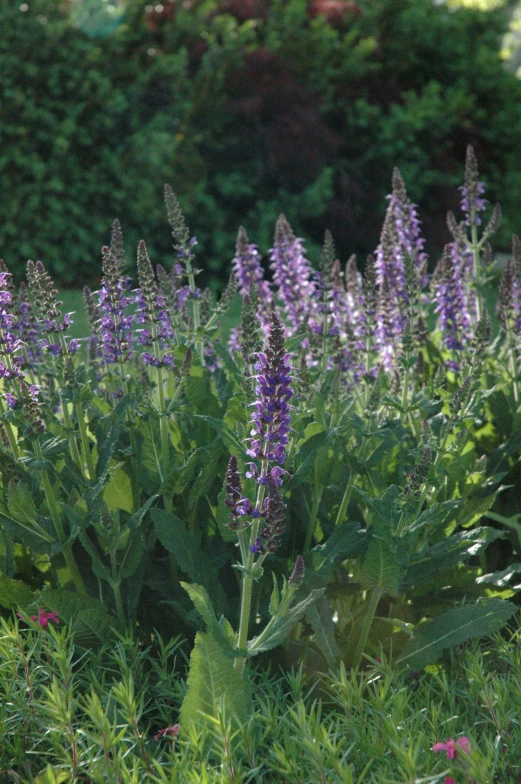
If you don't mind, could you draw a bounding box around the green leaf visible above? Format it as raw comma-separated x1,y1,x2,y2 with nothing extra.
38,587,115,641
405,500,461,534
403,527,502,587
180,581,235,654
8,481,37,524
151,509,213,587
247,588,325,656
305,596,340,666
216,488,238,543
119,534,144,580
397,599,517,669
103,466,133,513
180,631,252,728
476,563,521,589
307,522,366,583
0,575,35,610
359,538,401,598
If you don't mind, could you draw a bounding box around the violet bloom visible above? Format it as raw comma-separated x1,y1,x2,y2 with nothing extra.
233,227,272,316
270,215,316,331
11,281,42,367
388,168,428,285
97,246,134,365
246,311,293,486
135,240,175,368
249,479,286,554
0,270,24,385
459,146,487,227
433,243,473,351
432,736,470,760
26,261,75,356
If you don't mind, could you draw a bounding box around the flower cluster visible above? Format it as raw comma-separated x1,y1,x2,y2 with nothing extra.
246,311,293,485
432,243,474,353
135,240,175,368
233,226,272,317
98,246,134,366
26,260,77,356
270,215,316,331
459,146,487,226
0,269,24,385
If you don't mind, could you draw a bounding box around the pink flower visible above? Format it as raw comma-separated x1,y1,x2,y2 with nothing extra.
444,778,455,784
154,724,180,741
432,736,470,760
17,609,60,628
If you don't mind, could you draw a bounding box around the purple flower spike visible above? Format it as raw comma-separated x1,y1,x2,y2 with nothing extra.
135,240,175,368
270,215,316,331
459,146,487,227
433,243,473,351
98,246,134,365
246,311,293,485
233,227,272,320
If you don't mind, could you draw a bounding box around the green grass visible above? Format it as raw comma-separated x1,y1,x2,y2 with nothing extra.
1,616,520,783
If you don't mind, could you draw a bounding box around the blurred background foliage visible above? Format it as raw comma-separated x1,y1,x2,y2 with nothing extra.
2,0,521,286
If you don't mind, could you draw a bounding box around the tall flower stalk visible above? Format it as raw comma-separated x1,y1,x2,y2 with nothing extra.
136,240,174,506
270,215,316,333
164,186,203,363
26,260,91,477
230,311,293,673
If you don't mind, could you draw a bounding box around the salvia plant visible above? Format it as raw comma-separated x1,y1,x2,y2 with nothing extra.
0,147,520,735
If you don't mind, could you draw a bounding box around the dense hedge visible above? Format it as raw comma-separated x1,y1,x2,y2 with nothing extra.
1,0,521,285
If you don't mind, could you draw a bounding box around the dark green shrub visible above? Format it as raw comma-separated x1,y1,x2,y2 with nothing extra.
1,0,520,286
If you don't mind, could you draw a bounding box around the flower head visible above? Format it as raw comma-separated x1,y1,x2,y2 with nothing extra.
154,724,180,741
17,608,60,628
270,215,316,331
246,312,293,484
98,246,134,365
432,736,470,760
459,146,487,227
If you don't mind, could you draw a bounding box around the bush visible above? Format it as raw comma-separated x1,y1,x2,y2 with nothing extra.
1,0,521,285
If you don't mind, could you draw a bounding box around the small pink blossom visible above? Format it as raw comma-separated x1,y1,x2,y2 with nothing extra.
154,724,180,741
444,778,455,784
432,736,470,760
17,609,60,628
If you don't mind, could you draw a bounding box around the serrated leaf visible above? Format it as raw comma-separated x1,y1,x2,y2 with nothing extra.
103,466,133,513
360,538,401,598
247,588,325,656
305,596,340,666
476,563,521,588
403,527,502,587
38,587,115,640
180,581,235,655
0,575,36,610
307,522,366,583
151,509,213,587
405,500,461,534
398,599,517,669
180,631,252,728
8,482,37,524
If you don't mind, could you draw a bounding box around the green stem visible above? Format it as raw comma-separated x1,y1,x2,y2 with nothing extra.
234,479,267,674
119,368,140,513
470,223,482,322
74,400,95,480
35,442,87,596
184,255,204,364
110,550,125,628
0,397,19,459
303,487,323,552
334,471,357,528
352,587,382,671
